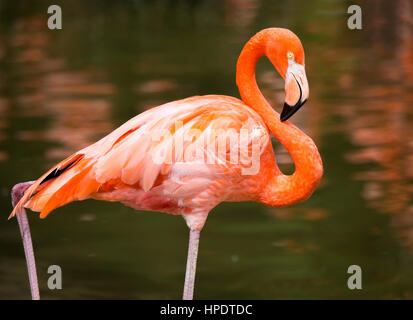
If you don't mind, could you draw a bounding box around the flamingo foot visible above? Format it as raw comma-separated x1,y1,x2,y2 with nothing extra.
11,181,40,300
182,229,200,300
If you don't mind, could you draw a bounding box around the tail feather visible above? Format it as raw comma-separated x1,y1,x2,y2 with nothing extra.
9,153,99,219
37,160,99,218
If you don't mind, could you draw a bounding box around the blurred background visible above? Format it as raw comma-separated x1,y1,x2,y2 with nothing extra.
0,0,412,299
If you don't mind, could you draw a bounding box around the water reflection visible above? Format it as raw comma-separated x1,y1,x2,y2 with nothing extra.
0,0,412,299
338,0,413,251
222,0,260,27
6,16,115,162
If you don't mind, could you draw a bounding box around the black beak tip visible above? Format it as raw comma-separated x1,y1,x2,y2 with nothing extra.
280,103,295,122
280,99,307,122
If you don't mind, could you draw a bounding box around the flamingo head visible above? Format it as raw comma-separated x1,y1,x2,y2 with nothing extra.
266,29,309,122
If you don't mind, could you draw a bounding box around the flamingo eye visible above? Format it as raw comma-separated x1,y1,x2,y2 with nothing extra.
287,51,294,60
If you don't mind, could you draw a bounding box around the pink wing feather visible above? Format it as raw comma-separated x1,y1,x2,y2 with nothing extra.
10,95,270,219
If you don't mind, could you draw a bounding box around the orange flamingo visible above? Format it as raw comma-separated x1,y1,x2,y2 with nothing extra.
10,28,323,300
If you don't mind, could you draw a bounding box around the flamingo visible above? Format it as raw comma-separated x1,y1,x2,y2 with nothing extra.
10,28,323,300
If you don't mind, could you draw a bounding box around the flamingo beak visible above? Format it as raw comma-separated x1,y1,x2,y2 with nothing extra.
281,62,309,122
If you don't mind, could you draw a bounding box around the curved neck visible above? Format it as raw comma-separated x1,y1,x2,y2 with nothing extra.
236,30,323,206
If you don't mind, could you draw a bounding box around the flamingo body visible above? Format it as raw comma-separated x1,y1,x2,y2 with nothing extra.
11,95,281,229
10,28,323,300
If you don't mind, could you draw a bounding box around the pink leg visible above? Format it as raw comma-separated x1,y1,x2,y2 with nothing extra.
182,229,200,300
11,181,40,300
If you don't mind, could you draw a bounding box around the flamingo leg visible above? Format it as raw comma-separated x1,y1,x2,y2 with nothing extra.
11,181,40,300
182,229,200,300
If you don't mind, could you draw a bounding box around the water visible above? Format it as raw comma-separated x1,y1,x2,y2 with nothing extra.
0,0,412,299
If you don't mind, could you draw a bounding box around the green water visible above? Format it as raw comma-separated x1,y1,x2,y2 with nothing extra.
0,0,412,299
